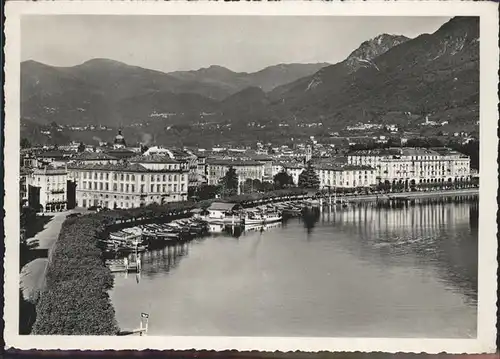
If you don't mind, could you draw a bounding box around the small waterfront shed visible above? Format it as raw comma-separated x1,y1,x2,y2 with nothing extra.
207,202,240,220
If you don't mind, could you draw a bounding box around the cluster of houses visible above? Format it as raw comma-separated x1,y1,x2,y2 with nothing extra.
20,130,473,213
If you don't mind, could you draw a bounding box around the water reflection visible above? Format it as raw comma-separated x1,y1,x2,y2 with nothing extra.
110,195,478,338
316,196,478,302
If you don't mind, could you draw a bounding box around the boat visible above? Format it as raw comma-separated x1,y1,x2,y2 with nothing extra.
242,210,283,225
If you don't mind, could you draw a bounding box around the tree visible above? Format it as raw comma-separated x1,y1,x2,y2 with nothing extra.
21,138,31,149
252,179,263,192
194,184,221,200
298,163,320,189
219,166,238,196
242,178,255,194
77,142,86,153
273,170,294,189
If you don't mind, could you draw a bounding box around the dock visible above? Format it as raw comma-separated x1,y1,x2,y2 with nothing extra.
106,257,142,273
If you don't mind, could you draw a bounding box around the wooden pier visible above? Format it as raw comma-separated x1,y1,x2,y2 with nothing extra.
106,256,142,273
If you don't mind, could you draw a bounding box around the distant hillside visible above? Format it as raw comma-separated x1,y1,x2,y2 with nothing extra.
21,59,329,126
269,34,409,100
20,17,479,146
169,62,330,96
269,17,478,128
21,59,222,126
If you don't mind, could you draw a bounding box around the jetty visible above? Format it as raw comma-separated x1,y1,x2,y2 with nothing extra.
106,254,142,273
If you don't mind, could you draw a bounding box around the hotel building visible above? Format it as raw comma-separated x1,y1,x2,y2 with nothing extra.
347,147,471,186
68,154,189,209
206,159,265,186
316,164,377,189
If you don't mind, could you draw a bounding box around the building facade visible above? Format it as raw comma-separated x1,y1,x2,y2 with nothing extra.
316,164,377,189
206,159,265,186
29,166,68,212
68,155,189,209
283,163,306,186
347,147,471,187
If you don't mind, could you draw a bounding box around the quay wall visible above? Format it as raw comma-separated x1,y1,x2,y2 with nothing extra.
338,188,479,203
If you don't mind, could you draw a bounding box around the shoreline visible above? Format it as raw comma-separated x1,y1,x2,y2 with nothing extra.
335,188,479,203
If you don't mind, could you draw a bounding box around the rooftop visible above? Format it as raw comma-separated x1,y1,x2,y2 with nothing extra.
74,152,118,161
208,202,239,211
206,158,264,166
129,154,182,164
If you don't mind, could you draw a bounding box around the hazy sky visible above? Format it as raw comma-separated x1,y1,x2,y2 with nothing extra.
22,15,450,73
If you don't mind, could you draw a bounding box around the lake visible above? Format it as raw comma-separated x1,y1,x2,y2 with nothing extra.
110,196,478,338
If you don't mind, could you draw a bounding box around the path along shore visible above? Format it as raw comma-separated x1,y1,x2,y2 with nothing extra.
324,188,479,203
20,209,88,301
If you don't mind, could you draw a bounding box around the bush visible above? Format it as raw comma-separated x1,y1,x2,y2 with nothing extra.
32,216,119,335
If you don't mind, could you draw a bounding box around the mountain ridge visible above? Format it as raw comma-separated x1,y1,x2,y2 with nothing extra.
21,16,478,146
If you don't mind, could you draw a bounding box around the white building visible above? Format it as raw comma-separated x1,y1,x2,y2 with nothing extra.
316,164,377,189
68,155,189,209
29,166,68,212
347,147,471,187
283,163,306,186
206,159,265,186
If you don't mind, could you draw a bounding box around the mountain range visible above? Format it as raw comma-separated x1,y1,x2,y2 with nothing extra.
21,16,479,145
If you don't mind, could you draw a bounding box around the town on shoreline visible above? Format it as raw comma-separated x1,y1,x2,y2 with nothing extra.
20,129,478,214
18,128,479,335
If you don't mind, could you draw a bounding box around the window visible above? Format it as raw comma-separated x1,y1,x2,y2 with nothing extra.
131,184,135,192
126,174,129,181
99,182,103,190
140,184,144,193
113,173,117,180
113,184,117,191
163,175,166,181
105,183,109,191
168,175,172,181
181,184,185,191
126,184,129,192
174,175,177,181
162,184,166,192
120,174,124,181
83,172,87,179
174,184,178,192
131,175,135,181
94,173,98,179
141,175,145,181
151,176,155,182
106,173,109,180
156,184,160,192
120,184,124,192
100,173,103,180
150,184,154,192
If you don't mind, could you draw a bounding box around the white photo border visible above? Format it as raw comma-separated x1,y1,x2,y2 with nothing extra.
4,0,499,353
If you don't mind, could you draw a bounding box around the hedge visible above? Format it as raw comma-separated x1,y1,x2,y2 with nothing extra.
32,216,119,335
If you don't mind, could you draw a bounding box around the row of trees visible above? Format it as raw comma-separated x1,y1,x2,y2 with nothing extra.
31,215,119,335
190,164,321,201
204,162,477,200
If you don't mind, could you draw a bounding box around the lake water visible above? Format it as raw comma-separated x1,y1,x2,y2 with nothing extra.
110,196,478,338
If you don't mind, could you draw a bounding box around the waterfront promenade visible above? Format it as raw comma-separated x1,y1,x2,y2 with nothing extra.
337,188,479,203
20,209,87,301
